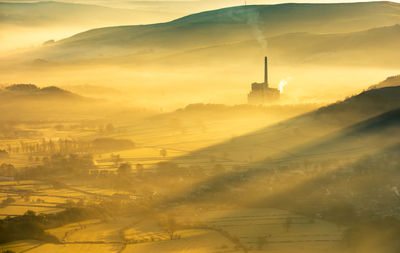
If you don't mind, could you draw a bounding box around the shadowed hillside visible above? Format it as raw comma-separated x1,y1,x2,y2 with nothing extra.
162,24,400,67
158,88,400,231
168,86,400,168
20,2,400,66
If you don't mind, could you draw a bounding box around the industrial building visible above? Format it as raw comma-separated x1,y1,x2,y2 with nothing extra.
248,57,280,104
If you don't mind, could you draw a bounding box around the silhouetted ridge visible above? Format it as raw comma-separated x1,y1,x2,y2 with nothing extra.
35,1,400,65
369,75,400,89
1,84,81,99
315,86,400,123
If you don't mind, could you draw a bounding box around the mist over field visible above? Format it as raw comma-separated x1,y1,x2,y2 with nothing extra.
0,1,400,253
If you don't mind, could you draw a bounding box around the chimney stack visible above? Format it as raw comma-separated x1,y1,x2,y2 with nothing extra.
264,56,268,87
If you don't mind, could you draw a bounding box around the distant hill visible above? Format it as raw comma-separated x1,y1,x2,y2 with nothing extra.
369,75,400,89
22,2,400,67
0,83,153,121
160,24,400,67
0,84,82,100
0,1,167,27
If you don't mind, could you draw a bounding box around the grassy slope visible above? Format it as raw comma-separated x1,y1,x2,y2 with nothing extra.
171,86,400,166
26,2,400,65
160,87,400,223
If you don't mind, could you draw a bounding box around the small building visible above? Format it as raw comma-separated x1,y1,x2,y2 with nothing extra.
248,57,280,104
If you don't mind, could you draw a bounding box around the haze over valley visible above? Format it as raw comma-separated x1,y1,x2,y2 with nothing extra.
0,1,400,253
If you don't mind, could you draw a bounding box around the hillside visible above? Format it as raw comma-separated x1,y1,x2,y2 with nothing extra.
0,1,167,27
25,23,400,67
165,86,400,195
0,84,92,121
60,2,400,45
369,75,400,89
19,2,400,67
0,1,178,53
165,87,400,224
160,24,400,67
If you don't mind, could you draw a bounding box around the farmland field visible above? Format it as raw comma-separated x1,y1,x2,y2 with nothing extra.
3,207,344,253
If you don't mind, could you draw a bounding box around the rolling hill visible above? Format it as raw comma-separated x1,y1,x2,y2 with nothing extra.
170,86,400,167
0,84,93,121
20,2,400,67
0,1,175,53
160,24,400,67
0,83,154,121
163,86,400,227
0,84,83,100
0,1,168,27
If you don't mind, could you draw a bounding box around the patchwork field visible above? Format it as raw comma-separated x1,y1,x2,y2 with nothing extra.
0,180,137,218
93,113,301,173
3,207,344,253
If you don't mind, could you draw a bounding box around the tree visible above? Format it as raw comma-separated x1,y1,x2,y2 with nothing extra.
24,210,36,217
0,163,15,176
111,154,122,167
285,217,292,232
105,123,115,133
160,149,167,158
136,164,144,175
118,163,132,175
159,215,178,240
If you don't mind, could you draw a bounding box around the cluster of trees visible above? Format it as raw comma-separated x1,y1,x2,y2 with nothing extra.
0,207,103,244
0,163,15,177
19,139,94,155
0,210,58,244
54,122,116,134
118,163,132,175
3,137,134,157
0,197,15,208
17,153,95,179
4,84,39,93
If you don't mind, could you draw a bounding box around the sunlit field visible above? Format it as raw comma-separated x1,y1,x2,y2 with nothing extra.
19,207,343,253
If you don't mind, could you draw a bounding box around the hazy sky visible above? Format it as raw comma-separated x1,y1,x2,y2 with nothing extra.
2,0,400,16
1,0,398,19
2,0,400,8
